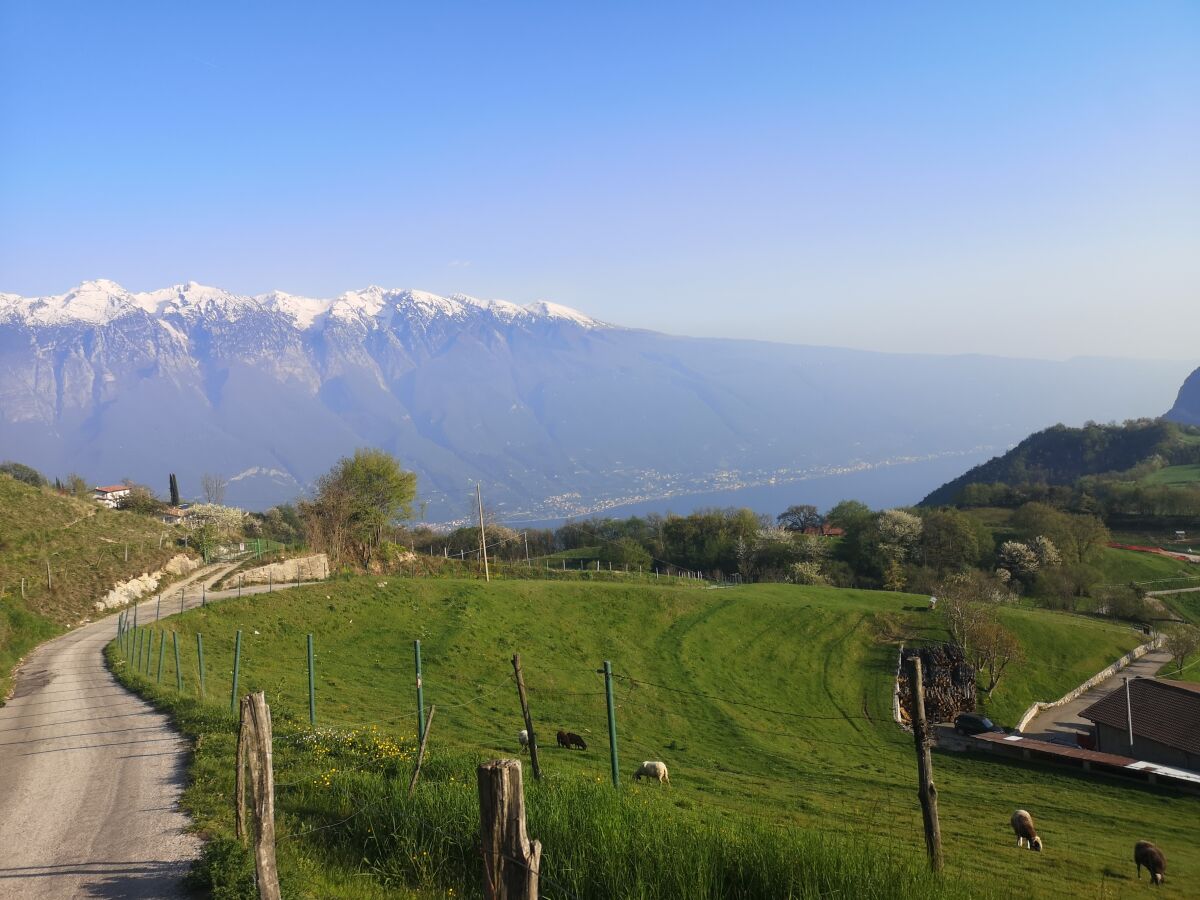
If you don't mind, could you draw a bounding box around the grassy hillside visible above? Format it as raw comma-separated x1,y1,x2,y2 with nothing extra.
110,577,1196,898
1145,464,1200,485
0,474,186,699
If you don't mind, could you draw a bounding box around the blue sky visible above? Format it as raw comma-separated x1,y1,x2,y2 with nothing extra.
2,2,1196,359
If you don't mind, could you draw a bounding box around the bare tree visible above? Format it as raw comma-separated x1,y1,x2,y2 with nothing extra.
1162,625,1200,676
201,472,228,504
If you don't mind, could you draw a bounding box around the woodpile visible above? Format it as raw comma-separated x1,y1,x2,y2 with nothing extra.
897,645,976,726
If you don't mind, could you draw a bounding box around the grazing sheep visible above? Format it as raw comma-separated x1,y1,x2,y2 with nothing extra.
565,731,587,750
1134,841,1166,885
1010,810,1043,851
556,730,569,748
634,761,670,784
518,729,529,752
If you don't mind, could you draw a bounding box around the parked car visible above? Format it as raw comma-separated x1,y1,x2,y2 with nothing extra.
954,713,1003,736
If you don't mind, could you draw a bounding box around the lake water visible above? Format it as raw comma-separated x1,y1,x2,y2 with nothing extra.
523,453,992,526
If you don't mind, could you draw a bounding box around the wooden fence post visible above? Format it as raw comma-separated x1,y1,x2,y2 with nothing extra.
511,654,542,779
906,655,944,872
477,759,541,900
236,692,282,900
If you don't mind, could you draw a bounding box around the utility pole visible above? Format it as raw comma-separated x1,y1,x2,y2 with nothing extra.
1124,677,1134,751
414,640,426,743
524,532,530,566
476,484,490,583
512,654,542,780
906,655,944,871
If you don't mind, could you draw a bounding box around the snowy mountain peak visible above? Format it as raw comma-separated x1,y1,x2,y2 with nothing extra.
1,281,609,332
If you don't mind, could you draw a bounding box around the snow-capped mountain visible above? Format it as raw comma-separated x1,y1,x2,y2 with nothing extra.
0,279,1191,519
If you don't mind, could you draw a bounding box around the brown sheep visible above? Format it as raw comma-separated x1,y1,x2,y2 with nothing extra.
1010,809,1043,851
556,730,587,750
1134,841,1166,885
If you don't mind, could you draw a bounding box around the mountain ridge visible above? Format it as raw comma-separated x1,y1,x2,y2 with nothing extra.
1,280,1192,520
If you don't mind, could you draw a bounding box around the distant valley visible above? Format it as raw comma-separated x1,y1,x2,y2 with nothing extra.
1,280,1192,522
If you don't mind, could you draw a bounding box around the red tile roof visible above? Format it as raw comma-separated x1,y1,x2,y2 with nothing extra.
1080,677,1200,755
94,485,129,493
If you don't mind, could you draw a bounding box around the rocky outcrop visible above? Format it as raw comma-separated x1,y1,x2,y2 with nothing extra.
1165,367,1200,426
235,554,329,586
92,554,200,611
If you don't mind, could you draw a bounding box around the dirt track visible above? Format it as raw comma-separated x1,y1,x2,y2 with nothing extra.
0,563,240,898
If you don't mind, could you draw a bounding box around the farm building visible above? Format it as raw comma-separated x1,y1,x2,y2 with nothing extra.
92,484,131,508
1080,677,1200,771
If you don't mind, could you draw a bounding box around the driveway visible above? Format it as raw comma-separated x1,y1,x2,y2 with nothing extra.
1020,649,1172,744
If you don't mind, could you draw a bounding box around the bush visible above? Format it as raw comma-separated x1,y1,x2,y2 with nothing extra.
0,461,46,488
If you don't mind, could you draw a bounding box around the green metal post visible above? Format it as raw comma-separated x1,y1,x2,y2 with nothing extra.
155,594,161,622
180,588,184,616
157,631,166,683
414,640,425,742
307,634,316,727
230,630,242,712
173,631,182,692
146,630,155,676
201,583,206,608
136,628,144,671
603,660,620,788
197,633,206,698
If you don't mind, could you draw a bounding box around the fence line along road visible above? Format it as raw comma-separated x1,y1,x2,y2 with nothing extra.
0,561,303,899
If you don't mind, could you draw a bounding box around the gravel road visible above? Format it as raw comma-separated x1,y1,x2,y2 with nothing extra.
0,563,240,898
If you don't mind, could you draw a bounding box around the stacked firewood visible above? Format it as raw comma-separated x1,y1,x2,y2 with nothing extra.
897,644,976,726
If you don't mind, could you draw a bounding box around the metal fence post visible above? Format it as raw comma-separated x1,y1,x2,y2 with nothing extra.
173,631,183,692
307,634,316,728
197,633,206,698
157,631,166,683
602,660,619,788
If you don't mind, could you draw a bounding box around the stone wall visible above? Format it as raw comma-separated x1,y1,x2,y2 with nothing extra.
92,554,200,611
235,554,329,586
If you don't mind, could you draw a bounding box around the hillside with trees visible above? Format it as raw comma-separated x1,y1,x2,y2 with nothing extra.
919,419,1200,518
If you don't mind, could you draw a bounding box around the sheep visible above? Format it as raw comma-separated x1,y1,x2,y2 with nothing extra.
1010,810,1043,851
1134,841,1166,885
566,732,587,750
518,729,529,752
634,761,670,784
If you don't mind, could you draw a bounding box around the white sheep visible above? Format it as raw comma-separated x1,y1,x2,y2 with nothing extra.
634,761,670,784
1010,809,1043,851
518,729,529,752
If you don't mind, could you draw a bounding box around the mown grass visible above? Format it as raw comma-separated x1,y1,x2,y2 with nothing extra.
107,577,1200,898
1092,547,1199,587
0,474,186,700
1143,464,1200,485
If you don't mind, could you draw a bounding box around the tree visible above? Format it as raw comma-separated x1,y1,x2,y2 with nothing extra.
116,482,164,515
997,541,1040,579
971,617,1023,695
201,473,228,504
1162,625,1200,676
169,472,180,507
64,473,90,499
917,508,980,573
300,449,416,568
0,461,47,487
777,504,822,532
599,537,652,570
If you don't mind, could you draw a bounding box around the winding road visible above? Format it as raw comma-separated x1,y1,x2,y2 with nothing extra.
0,560,287,898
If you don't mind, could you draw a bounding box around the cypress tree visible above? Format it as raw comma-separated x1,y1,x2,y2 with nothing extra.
169,472,180,507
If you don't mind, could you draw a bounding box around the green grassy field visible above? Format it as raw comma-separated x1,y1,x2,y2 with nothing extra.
110,577,1198,898
1143,464,1200,486
0,475,187,700
1093,547,1199,587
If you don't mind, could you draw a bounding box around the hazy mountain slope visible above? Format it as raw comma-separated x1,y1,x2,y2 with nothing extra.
0,281,1191,519
1165,366,1200,426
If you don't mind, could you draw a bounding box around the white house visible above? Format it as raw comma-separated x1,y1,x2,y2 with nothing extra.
92,484,131,508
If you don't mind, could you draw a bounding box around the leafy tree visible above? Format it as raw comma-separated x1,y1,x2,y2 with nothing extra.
64,473,90,499
599,537,652,570
787,561,827,585
777,504,822,532
917,508,980,573
0,461,46,487
116,482,164,515
300,449,416,568
997,541,1040,579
